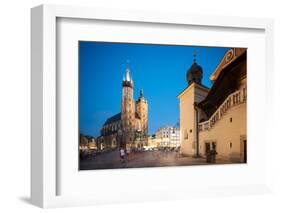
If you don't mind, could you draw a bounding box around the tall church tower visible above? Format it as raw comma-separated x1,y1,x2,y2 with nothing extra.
121,63,135,147
136,89,148,137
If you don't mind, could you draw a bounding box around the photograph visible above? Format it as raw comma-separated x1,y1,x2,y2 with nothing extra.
78,41,247,170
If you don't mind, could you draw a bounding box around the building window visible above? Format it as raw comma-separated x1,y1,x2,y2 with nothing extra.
190,129,192,133
230,117,232,122
230,142,232,149
184,130,188,139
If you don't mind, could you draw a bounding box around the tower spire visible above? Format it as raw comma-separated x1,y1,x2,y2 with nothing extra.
125,60,131,82
193,49,197,63
140,88,144,98
122,60,134,88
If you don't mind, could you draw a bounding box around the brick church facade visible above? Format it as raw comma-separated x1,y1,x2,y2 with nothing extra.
97,64,148,150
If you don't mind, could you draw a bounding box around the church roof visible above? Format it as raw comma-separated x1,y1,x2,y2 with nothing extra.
103,111,141,127
103,113,121,125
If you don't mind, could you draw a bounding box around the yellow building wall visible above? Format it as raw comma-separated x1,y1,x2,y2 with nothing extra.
178,83,209,156
199,102,246,162
179,85,195,156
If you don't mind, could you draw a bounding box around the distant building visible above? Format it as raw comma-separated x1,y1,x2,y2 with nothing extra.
178,48,247,162
79,134,97,150
88,137,97,150
148,134,157,148
155,126,180,148
80,134,89,150
97,63,148,150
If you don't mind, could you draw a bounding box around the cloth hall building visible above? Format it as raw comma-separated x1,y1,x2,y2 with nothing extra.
178,48,247,163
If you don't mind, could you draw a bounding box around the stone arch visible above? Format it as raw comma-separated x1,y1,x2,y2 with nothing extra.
111,137,117,148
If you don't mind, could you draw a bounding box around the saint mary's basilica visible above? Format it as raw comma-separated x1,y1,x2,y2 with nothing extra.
97,64,148,150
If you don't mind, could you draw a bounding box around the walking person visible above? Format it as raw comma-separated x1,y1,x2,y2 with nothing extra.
120,148,125,163
126,146,131,162
176,147,180,161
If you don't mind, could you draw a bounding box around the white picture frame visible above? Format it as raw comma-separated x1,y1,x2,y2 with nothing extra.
31,4,274,208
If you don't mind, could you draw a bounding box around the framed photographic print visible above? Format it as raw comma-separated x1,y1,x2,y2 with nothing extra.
31,4,274,208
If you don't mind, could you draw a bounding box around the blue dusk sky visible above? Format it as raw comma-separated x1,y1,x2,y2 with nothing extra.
79,41,229,137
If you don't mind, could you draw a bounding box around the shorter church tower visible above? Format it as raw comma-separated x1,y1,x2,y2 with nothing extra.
136,89,148,136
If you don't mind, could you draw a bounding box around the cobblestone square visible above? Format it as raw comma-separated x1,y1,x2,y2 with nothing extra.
79,150,232,170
